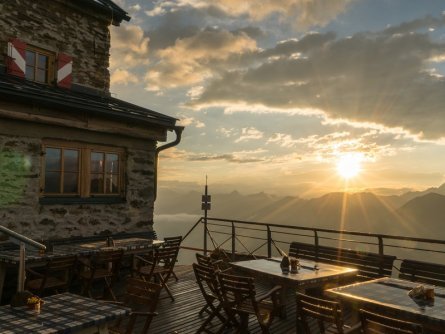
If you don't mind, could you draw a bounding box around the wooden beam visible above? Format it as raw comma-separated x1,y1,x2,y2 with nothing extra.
0,103,168,141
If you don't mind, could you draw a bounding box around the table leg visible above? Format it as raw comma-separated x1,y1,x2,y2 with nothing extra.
278,285,289,319
97,323,109,334
0,262,6,303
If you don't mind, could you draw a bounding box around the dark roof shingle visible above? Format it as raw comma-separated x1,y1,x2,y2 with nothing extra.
0,74,177,129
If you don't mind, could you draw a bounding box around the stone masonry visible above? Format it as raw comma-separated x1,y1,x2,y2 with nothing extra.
0,134,156,240
0,0,111,91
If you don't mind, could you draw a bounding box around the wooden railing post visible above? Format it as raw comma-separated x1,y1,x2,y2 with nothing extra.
267,225,272,258
231,222,236,261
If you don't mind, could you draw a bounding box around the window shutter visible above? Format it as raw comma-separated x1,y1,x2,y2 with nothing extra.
7,38,26,78
56,53,73,89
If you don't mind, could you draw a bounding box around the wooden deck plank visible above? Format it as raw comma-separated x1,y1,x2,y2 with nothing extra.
124,266,298,333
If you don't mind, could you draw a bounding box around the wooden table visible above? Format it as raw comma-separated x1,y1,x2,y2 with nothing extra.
326,277,445,332
0,292,129,333
0,238,164,302
231,257,357,316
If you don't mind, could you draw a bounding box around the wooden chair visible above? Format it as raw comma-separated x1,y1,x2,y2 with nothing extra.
79,249,124,301
109,277,162,334
359,309,423,334
193,263,228,334
163,236,182,248
296,292,360,334
163,236,182,281
218,272,282,334
134,246,179,301
196,253,231,273
26,255,77,297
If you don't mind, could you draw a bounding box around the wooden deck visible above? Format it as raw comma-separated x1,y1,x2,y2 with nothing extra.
125,265,298,333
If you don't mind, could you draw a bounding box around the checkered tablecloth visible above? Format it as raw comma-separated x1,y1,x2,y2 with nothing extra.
0,238,163,264
0,293,130,333
327,277,445,330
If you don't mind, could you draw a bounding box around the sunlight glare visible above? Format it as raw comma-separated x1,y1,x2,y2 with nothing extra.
336,153,362,179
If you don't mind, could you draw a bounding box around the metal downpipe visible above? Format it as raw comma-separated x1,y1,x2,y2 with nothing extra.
154,126,184,201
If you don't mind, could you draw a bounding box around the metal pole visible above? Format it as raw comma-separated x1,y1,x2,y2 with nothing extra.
203,177,208,255
17,242,25,292
267,225,272,258
231,222,236,261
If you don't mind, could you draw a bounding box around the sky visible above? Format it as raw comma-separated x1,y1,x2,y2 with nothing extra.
109,0,445,198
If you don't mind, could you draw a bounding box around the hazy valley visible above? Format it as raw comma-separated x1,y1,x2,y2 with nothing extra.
155,183,445,240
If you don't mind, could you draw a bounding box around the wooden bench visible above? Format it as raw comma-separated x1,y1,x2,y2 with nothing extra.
399,259,445,287
289,241,396,280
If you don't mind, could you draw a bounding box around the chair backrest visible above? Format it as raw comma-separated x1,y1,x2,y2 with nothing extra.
139,246,180,277
163,236,182,248
196,253,214,267
40,255,77,291
360,309,423,334
193,262,221,301
296,292,345,334
91,249,124,276
218,272,257,312
118,277,162,334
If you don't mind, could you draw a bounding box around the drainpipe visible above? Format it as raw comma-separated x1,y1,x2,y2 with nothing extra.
154,126,184,201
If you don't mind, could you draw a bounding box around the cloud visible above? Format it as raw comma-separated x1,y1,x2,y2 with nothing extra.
188,153,264,163
189,25,445,139
110,69,138,85
145,27,257,90
160,148,267,163
110,24,150,70
234,127,264,142
383,14,445,35
146,0,353,30
177,116,206,128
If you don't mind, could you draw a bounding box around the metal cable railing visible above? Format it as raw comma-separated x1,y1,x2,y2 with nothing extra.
182,217,445,265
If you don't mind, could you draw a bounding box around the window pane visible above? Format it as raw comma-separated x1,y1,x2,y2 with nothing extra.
105,154,119,173
45,171,61,193
26,51,35,65
37,54,48,69
45,148,61,171
90,174,104,193
36,69,47,83
63,172,78,193
91,152,104,173
64,150,79,172
25,65,34,80
105,174,119,194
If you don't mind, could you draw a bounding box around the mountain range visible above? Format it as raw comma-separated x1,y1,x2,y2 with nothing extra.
155,184,445,238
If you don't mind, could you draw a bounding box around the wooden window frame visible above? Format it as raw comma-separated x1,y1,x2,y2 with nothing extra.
25,45,55,84
41,140,126,200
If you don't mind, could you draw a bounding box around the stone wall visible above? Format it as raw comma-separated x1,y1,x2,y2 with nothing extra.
0,0,111,91
0,133,156,240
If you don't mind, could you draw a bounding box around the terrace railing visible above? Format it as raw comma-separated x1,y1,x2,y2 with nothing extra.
0,225,46,293
182,217,445,270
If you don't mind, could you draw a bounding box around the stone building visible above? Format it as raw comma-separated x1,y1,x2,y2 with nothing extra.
0,0,182,239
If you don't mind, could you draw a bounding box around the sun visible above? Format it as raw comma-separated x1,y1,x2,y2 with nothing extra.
336,153,362,179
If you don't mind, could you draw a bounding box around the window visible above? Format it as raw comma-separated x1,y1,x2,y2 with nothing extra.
90,151,120,194
44,147,80,195
41,141,125,201
25,45,55,84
